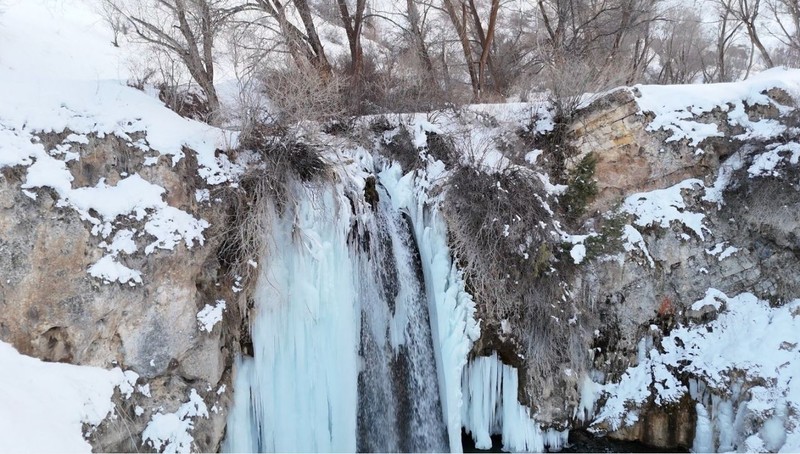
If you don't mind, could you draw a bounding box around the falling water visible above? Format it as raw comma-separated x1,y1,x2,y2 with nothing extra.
356,186,448,452
224,175,448,452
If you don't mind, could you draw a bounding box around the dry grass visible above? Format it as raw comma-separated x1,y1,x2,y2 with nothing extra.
215,133,331,317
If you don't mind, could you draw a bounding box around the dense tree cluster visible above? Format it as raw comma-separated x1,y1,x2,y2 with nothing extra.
101,0,800,125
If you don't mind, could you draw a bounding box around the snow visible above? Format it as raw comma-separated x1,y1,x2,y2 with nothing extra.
65,175,167,222
19,154,210,277
748,142,800,177
703,150,747,206
196,300,227,333
621,225,655,268
525,149,544,164
690,289,727,312
374,101,552,175
0,341,133,453
622,178,707,240
88,254,143,285
100,229,139,255
570,244,587,264
535,172,568,196
706,243,739,261
593,290,800,452
142,389,209,454
635,68,800,147
412,119,444,148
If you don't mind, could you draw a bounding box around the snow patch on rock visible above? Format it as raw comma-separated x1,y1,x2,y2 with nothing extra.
622,179,707,240
142,389,209,454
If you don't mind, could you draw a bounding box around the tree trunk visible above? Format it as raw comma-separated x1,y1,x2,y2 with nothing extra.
337,0,366,81
406,0,436,79
466,0,500,99
174,0,220,118
442,0,479,97
294,0,333,76
746,22,775,67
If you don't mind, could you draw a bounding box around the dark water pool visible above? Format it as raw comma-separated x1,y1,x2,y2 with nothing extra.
462,429,687,453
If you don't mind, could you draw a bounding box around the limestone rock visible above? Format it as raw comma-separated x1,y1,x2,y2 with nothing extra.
0,134,239,452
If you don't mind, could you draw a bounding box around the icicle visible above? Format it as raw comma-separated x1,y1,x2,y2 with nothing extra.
694,402,714,453
461,353,568,453
223,358,258,453
226,182,360,453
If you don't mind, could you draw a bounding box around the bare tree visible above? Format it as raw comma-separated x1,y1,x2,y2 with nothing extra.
405,0,436,81
536,0,661,84
243,0,333,76
649,9,711,84
336,0,368,81
105,0,240,122
766,0,800,64
442,0,481,97
710,0,746,81
99,1,130,47
719,0,774,68
466,0,501,98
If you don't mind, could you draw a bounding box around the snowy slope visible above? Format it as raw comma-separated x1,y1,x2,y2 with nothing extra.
0,0,240,283
0,341,137,453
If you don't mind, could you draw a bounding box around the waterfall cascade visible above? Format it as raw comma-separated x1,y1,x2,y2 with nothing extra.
355,182,448,452
224,160,555,453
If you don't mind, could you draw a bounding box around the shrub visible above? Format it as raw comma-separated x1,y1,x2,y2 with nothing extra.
561,153,598,222
216,133,330,292
443,165,552,318
261,62,347,126
441,153,605,409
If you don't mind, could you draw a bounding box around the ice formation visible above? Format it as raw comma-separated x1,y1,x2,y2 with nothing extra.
225,183,360,452
225,161,465,452
461,353,569,452
224,155,564,453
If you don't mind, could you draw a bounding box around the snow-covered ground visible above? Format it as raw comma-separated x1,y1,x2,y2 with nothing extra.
0,341,137,452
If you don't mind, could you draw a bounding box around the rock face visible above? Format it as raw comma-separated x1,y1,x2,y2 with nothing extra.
0,133,240,452
566,87,787,212
566,88,711,211
448,78,800,452
559,85,800,450
2,74,798,453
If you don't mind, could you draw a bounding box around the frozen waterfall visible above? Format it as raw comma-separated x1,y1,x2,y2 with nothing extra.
224,161,554,453
224,169,454,453
224,183,360,452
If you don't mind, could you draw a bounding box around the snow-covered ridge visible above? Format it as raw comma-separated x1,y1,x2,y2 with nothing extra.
634,68,800,148
0,83,241,283
0,0,244,286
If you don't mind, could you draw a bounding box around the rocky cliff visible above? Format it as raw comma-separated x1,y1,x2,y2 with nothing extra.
2,67,800,452
0,82,249,450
